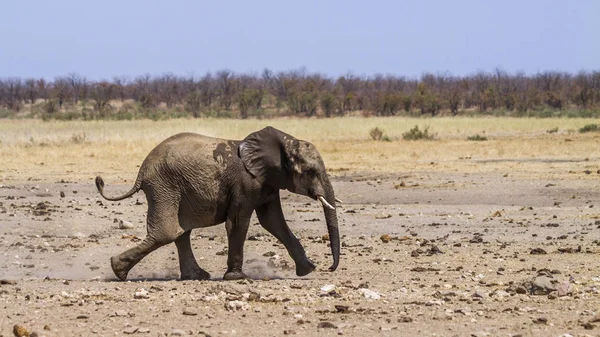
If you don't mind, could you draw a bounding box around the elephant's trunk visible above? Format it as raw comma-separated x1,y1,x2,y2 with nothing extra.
322,179,340,272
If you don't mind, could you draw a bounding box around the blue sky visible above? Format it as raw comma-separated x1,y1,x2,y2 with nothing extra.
1,0,598,79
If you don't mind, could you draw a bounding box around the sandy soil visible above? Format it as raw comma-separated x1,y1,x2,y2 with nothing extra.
1,160,600,336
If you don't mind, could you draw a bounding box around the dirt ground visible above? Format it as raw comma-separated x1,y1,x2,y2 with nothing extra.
2,147,600,336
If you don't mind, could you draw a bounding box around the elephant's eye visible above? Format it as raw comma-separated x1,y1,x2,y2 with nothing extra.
304,169,317,177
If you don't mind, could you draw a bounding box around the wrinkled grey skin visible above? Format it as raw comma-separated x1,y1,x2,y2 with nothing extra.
95,127,340,281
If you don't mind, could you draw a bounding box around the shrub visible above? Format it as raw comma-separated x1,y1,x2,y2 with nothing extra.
402,125,435,140
467,134,487,141
369,127,384,140
546,127,559,134
71,132,88,144
579,124,600,133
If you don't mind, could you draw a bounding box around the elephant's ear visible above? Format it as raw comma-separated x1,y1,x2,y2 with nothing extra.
239,127,297,185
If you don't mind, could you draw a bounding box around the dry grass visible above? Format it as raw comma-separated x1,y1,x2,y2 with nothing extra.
1,117,599,183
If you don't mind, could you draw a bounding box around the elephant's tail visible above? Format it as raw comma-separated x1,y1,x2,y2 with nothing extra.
95,175,142,201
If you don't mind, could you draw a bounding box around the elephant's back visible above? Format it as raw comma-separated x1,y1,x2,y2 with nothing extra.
139,132,241,184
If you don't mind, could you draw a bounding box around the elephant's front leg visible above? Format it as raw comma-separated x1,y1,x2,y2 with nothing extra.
174,231,211,280
256,195,316,277
223,211,252,280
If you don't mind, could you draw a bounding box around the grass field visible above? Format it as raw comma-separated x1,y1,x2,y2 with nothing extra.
1,117,599,183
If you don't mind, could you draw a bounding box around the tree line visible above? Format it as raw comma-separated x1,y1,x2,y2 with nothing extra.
1,68,599,120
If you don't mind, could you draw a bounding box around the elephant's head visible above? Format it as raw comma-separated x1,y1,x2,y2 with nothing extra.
238,126,340,271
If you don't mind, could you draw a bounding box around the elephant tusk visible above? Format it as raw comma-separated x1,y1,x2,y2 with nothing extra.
318,196,335,210
335,197,343,204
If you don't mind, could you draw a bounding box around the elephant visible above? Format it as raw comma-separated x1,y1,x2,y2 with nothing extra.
95,126,340,281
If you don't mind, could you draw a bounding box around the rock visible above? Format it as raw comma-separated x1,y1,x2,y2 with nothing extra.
530,248,547,255
317,321,337,329
532,276,556,295
182,308,198,316
335,305,350,313
398,316,413,323
134,288,150,299
490,289,510,299
225,300,249,311
171,329,188,336
283,329,296,335
532,317,548,324
119,219,134,229
427,245,444,255
114,310,129,317
1,279,17,285
122,327,139,334
472,290,487,299
380,234,392,243
13,324,29,337
583,322,595,330
556,280,572,296
70,232,86,239
320,284,336,295
359,288,381,300
515,285,528,294
59,191,65,198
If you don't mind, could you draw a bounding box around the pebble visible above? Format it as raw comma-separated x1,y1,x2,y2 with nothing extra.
335,305,350,313
119,219,134,229
171,329,188,336
122,327,139,334
114,310,129,317
359,288,381,300
182,308,198,316
13,324,29,337
317,321,337,329
134,288,150,299
320,284,336,295
532,276,556,295
380,234,392,243
225,300,249,311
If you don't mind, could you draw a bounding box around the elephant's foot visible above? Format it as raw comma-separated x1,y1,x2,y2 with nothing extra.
181,267,211,281
111,255,130,281
295,258,316,277
223,269,248,281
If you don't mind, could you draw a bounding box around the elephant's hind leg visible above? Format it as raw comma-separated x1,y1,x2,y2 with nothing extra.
175,231,211,280
111,195,183,281
111,237,164,281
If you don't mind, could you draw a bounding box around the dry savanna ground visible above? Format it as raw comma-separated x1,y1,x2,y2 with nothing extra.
1,117,600,337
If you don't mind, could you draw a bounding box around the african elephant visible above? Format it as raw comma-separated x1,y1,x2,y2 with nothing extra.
95,126,340,281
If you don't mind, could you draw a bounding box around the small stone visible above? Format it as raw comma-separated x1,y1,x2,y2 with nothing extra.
119,219,134,229
532,317,548,324
317,321,337,329
60,191,65,198
530,248,547,255
359,288,381,300
134,288,149,299
283,330,296,335
532,276,556,295
583,322,595,330
183,308,198,316
171,329,188,336
225,300,249,311
335,305,350,313
380,234,392,243
398,316,413,323
122,327,139,334
114,310,129,317
320,284,336,295
13,324,29,337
